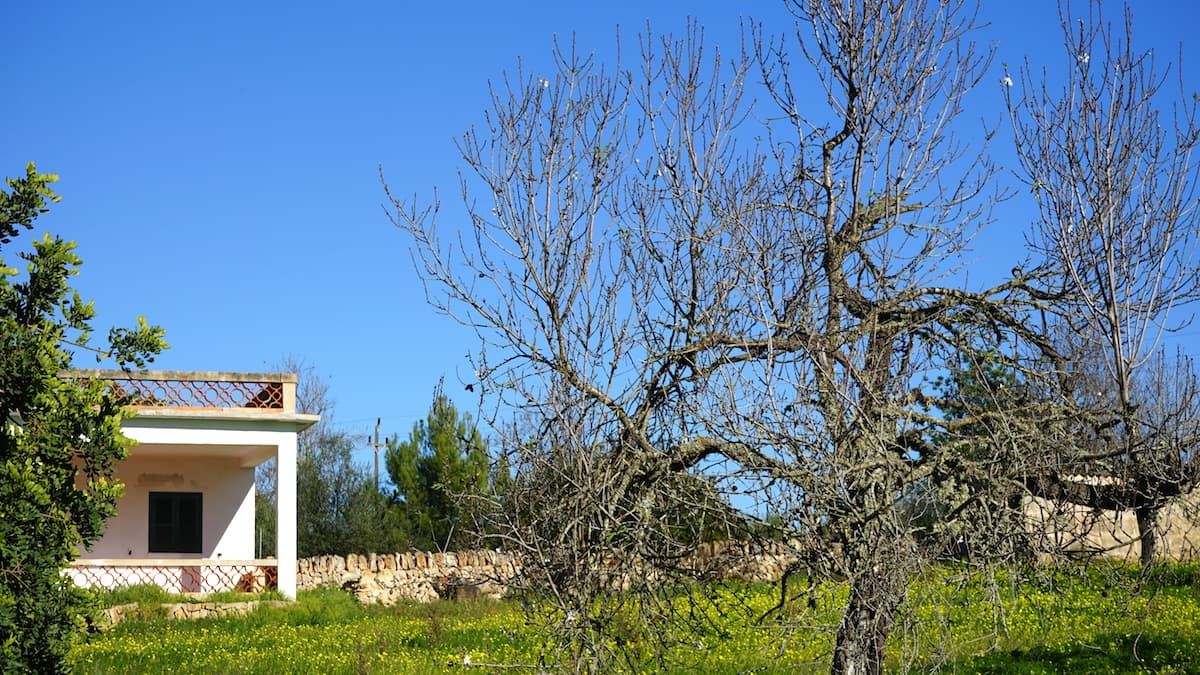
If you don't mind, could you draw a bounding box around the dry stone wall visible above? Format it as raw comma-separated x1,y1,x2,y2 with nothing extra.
297,550,519,605
296,503,1200,607
1024,492,1200,561
297,543,802,606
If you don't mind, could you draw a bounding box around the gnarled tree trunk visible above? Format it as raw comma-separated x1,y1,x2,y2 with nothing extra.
1135,503,1159,567
831,578,905,675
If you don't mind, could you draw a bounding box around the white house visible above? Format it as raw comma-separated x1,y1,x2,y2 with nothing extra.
67,371,318,599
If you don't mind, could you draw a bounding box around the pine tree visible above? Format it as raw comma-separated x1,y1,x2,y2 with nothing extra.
385,392,489,551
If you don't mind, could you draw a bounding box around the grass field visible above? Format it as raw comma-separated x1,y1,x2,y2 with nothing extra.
71,564,1200,673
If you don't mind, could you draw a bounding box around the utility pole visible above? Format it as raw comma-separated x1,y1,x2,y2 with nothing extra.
369,417,383,491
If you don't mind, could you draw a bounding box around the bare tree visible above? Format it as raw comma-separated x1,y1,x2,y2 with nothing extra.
256,356,402,558
388,2,1066,673
389,31,778,668
1008,0,1200,565
255,355,338,503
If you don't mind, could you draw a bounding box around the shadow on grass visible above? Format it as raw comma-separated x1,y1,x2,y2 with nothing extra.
954,633,1200,674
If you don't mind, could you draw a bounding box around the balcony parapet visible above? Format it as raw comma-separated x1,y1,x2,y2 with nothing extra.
68,370,297,414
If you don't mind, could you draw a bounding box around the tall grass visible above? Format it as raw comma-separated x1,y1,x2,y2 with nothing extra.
91,584,287,608
71,565,1200,673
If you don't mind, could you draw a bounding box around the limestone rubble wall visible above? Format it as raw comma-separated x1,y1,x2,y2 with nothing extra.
101,600,290,628
297,550,521,605
296,543,802,605
296,497,1200,606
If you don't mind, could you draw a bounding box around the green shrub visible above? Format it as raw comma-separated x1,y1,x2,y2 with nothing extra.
1,164,167,673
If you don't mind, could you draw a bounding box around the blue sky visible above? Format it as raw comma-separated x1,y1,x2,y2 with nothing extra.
4,1,1199,469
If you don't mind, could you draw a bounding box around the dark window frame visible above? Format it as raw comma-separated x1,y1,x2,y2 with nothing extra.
148,491,203,554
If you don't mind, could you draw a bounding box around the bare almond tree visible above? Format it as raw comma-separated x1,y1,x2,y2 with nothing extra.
388,3,1069,673
392,31,773,670
255,355,339,500
1008,0,1200,565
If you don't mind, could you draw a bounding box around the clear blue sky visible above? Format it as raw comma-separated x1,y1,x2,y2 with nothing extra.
4,1,1199,468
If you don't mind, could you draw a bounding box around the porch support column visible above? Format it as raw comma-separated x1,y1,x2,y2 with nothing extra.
276,434,298,599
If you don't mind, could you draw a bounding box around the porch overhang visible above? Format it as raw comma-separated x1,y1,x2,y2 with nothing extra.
67,370,319,600
122,409,319,467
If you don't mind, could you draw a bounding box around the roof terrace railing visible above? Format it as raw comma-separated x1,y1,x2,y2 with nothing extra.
69,370,297,413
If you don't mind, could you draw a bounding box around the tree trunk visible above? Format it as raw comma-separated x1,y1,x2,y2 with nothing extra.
1135,504,1159,567
830,578,903,675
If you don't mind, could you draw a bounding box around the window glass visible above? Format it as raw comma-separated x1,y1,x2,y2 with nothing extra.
148,492,202,553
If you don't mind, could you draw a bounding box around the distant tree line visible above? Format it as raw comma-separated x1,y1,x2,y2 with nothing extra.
255,361,501,558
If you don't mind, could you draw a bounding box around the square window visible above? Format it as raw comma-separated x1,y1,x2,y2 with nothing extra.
148,492,202,554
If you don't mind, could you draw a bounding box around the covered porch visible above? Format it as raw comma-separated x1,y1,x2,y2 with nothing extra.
68,371,318,598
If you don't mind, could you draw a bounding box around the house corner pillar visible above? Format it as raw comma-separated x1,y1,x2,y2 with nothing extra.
276,435,297,599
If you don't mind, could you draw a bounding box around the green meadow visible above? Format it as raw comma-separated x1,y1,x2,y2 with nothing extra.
72,565,1200,674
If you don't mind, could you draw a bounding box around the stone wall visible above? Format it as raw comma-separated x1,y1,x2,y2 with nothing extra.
296,498,1200,607
297,543,802,605
297,550,519,605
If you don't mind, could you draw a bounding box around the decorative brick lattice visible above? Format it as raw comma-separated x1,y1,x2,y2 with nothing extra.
108,378,284,410
70,563,278,594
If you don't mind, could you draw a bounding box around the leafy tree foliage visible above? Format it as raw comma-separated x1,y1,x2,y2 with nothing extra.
296,430,404,557
0,163,166,672
919,350,1041,561
254,487,277,558
255,358,403,557
936,331,1200,566
385,391,490,551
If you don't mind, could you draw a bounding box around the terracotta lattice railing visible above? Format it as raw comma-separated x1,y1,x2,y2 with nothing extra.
69,560,278,594
68,370,297,413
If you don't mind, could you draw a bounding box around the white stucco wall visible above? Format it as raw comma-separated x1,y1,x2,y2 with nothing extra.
1025,492,1200,561
70,413,312,598
82,454,256,560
